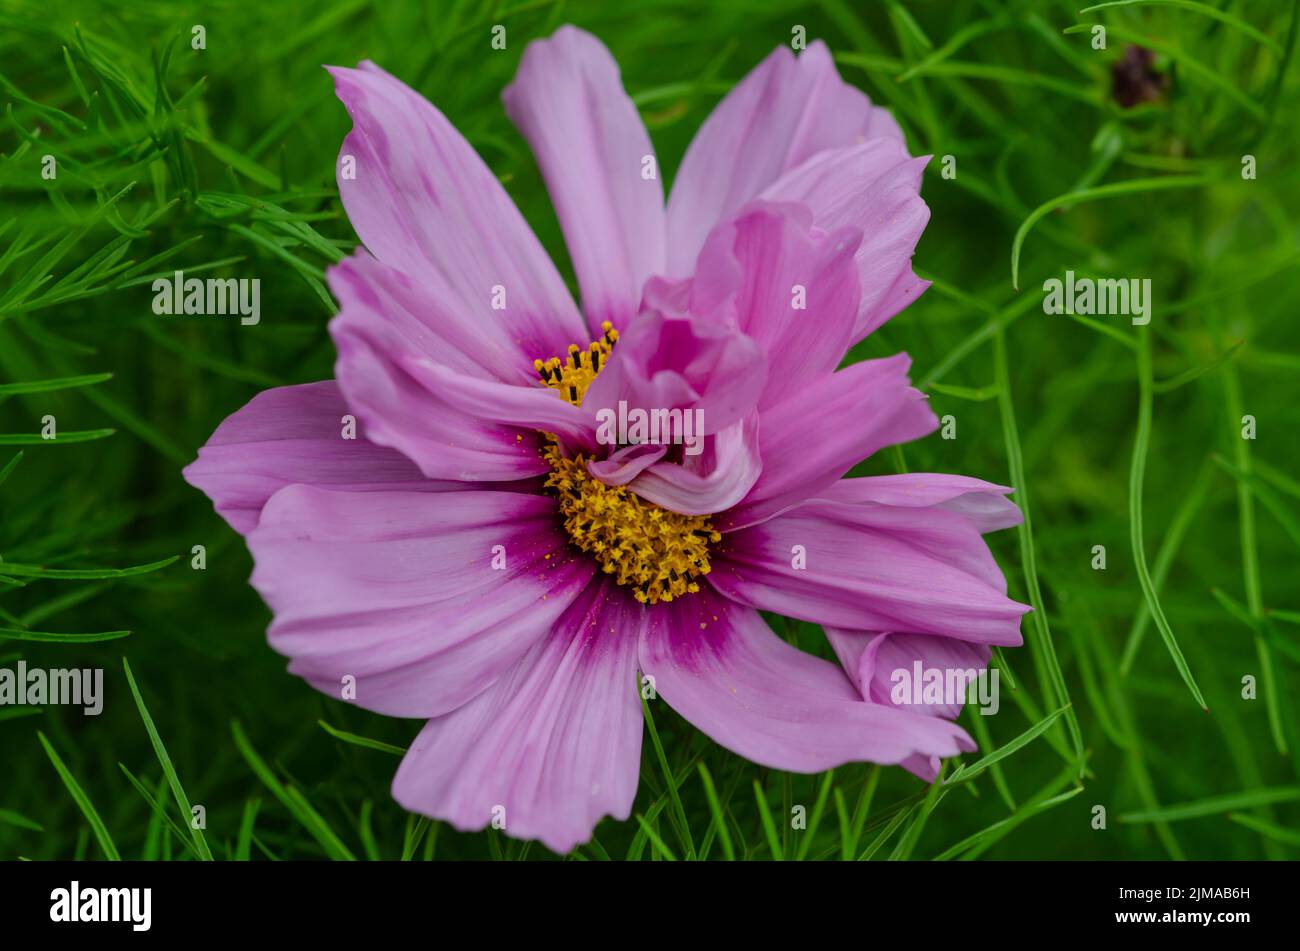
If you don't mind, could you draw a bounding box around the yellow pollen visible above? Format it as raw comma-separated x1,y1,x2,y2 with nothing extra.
541,443,720,605
534,321,619,407
535,322,719,605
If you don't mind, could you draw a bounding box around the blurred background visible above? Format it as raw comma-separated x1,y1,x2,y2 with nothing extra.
1,0,1297,860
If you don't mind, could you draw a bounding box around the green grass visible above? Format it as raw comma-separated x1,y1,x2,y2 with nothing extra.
1,0,1298,860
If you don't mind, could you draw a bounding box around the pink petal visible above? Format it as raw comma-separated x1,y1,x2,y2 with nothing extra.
641,273,694,315
622,415,762,515
710,497,1028,644
721,354,937,530
327,251,559,387
761,141,931,339
639,586,974,772
503,26,665,332
182,381,463,535
330,258,555,482
824,629,991,719
400,355,600,455
329,62,586,358
824,630,992,782
392,579,644,854
582,309,767,437
247,485,594,718
819,473,1023,534
791,42,905,145
666,41,904,276
690,201,861,409
587,442,667,485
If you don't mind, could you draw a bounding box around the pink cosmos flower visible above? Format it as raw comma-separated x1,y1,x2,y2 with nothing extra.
184,26,1029,854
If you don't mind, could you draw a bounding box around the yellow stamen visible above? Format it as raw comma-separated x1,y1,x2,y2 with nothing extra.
533,321,619,407
535,322,717,605
541,443,719,605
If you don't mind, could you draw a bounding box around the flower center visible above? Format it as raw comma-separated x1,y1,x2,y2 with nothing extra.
536,322,720,605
